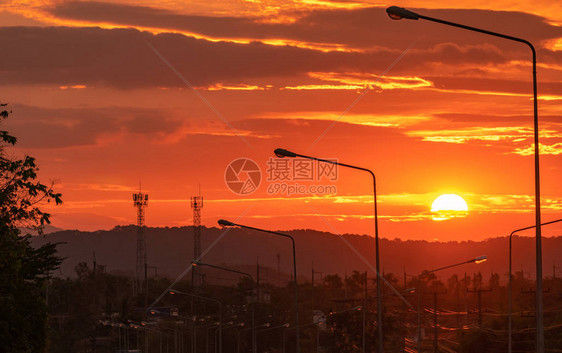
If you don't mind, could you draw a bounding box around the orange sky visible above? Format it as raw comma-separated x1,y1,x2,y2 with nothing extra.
1,0,561,241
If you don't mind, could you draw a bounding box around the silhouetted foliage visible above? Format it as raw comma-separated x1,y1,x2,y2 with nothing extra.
0,104,63,352
322,274,343,290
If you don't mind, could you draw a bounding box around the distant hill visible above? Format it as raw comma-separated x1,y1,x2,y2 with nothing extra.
30,226,562,284
20,224,64,235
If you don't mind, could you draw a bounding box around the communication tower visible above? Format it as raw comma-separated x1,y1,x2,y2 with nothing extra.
133,191,148,296
191,195,203,288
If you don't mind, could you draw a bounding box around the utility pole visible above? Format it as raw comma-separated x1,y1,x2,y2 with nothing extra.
450,274,460,329
463,272,469,328
467,274,492,327
344,271,348,301
312,262,315,311
363,271,367,353
401,268,407,328
257,260,260,303
311,261,322,310
426,282,447,353
276,253,281,287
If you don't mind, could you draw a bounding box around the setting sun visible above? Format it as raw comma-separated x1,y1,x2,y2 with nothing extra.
431,194,469,221
431,194,469,212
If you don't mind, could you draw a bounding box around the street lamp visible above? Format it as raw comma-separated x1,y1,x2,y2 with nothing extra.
508,218,562,353
118,323,130,352
416,255,487,353
215,322,244,353
285,322,323,353
274,147,384,353
218,219,301,353
169,289,223,353
386,6,544,352
130,320,171,353
205,323,220,353
101,321,134,352
256,323,290,353
192,261,257,353
238,323,270,353
140,321,174,352
141,321,173,353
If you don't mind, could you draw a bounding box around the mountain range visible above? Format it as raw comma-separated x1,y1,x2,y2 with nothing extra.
30,225,562,285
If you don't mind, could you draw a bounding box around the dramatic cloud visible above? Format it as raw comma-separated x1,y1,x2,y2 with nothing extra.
0,26,402,88
513,143,562,156
1,25,555,93
6,104,183,148
45,2,562,51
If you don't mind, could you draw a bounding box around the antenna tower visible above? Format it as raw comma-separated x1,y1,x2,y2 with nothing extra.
191,195,203,288
133,190,148,296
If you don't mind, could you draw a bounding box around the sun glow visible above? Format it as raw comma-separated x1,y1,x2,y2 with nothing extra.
431,194,469,221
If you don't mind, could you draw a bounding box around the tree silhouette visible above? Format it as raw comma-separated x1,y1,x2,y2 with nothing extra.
447,274,459,296
0,103,63,352
488,272,500,290
322,274,343,290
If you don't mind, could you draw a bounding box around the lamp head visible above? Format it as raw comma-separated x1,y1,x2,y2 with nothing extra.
191,261,199,267
218,219,235,227
169,290,177,295
474,255,487,264
386,6,419,20
274,148,297,158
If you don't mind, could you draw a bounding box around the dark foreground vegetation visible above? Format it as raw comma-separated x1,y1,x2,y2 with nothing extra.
43,263,562,353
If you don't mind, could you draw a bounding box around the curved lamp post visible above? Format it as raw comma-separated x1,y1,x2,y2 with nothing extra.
218,219,300,353
508,218,562,353
206,323,220,353
118,323,130,352
274,147,383,353
416,255,487,353
140,321,173,353
169,289,223,353
192,261,257,353
129,322,164,352
386,6,543,352
238,323,270,353
256,323,290,353
285,322,322,353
